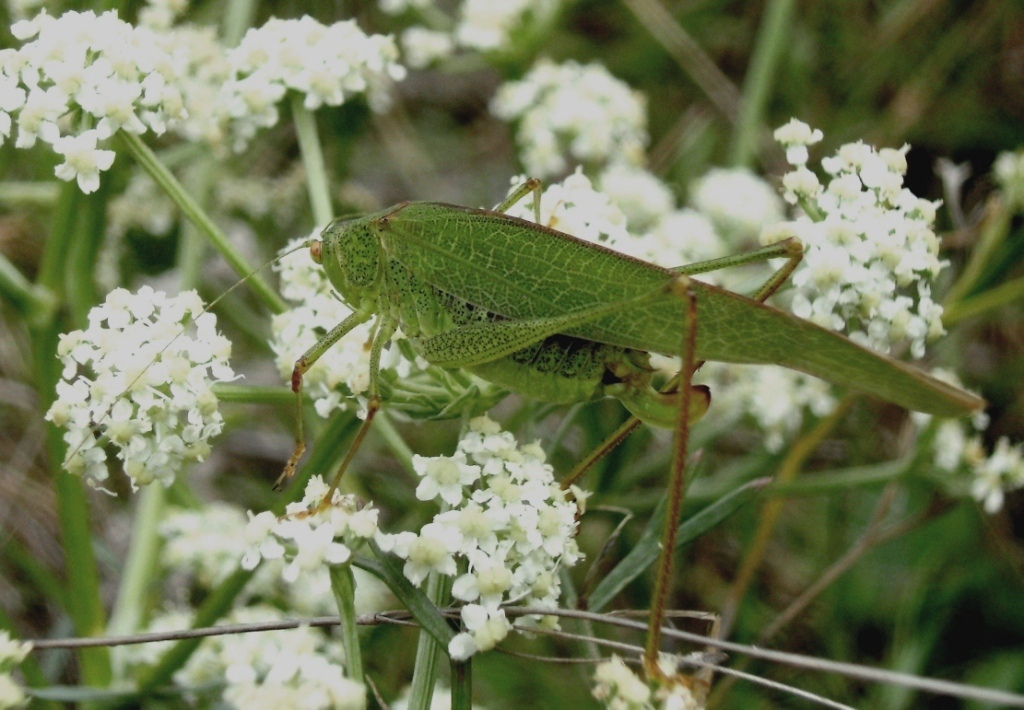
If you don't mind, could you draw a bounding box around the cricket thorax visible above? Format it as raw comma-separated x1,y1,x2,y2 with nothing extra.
384,259,658,405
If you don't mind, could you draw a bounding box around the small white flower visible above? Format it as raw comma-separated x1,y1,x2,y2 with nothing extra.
592,655,651,707
52,129,116,193
455,0,556,52
413,452,481,505
971,438,1024,514
281,523,352,583
448,604,510,660
0,631,32,669
774,118,824,163
400,27,454,70
391,522,461,585
994,148,1024,210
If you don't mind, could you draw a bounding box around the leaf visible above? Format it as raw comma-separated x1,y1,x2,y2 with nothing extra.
355,542,456,648
587,477,768,612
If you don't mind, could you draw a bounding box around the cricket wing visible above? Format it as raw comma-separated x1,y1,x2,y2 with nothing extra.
378,202,983,417
688,279,984,418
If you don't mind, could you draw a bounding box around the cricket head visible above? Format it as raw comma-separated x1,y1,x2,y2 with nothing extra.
315,215,384,308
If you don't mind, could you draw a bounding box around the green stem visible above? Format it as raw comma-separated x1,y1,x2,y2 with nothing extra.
107,484,166,677
942,272,1024,326
0,180,60,206
35,183,111,686
221,0,257,46
291,94,334,226
328,566,365,686
407,570,451,710
132,566,255,699
797,195,825,222
943,194,1011,307
176,157,217,292
52,462,112,686
0,251,56,327
450,655,471,710
374,414,415,477
719,395,855,639
116,130,285,314
211,383,295,406
729,0,795,168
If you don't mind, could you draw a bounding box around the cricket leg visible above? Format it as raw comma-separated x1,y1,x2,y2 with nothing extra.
644,274,698,680
319,315,399,507
494,177,543,223
560,238,805,489
675,235,802,284
277,309,373,488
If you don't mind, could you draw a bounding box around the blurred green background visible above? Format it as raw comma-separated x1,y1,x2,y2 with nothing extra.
1,0,1023,707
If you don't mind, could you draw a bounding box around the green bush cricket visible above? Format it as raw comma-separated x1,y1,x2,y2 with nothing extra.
283,178,984,674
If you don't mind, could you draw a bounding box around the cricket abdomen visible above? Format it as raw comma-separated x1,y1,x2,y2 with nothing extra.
466,335,623,405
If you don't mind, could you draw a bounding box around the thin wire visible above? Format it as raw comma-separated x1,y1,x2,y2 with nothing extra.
26,606,1024,707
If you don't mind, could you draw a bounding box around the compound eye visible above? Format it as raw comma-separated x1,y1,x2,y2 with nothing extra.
310,240,323,264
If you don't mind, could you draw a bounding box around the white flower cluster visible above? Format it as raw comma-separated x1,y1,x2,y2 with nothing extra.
224,17,406,148
689,167,785,245
45,287,234,490
967,437,1024,514
2,9,408,180
592,656,651,708
161,502,269,590
270,234,424,420
380,416,584,660
2,9,188,192
698,364,837,453
160,502,390,615
917,393,1024,515
596,163,676,231
502,170,631,244
0,631,32,709
390,0,557,67
138,0,189,31
767,119,946,357
243,476,381,584
132,606,364,710
492,60,648,178
592,654,700,710
398,27,456,70
454,0,557,51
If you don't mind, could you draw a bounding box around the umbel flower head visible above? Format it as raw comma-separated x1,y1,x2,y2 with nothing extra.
45,287,235,490
491,59,648,179
3,9,188,192
379,416,586,660
767,119,946,358
2,9,406,189
242,476,381,584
